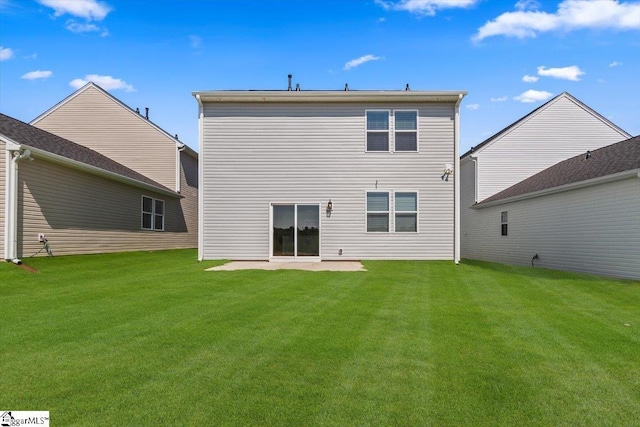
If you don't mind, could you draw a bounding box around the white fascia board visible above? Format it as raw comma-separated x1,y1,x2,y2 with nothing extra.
192,90,467,104
473,168,640,209
24,145,181,198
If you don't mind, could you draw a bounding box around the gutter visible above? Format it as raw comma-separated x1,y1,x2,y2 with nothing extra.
473,168,640,209
454,93,464,265
195,94,204,261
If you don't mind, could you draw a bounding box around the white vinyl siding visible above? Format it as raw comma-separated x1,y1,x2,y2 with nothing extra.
466,177,640,280
201,101,456,260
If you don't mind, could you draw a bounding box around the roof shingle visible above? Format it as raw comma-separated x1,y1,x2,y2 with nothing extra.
476,135,640,206
0,113,175,195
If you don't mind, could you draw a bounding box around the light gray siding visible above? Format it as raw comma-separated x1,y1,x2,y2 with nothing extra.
465,177,640,280
202,102,456,260
475,95,630,202
31,85,177,190
0,142,5,258
17,158,193,257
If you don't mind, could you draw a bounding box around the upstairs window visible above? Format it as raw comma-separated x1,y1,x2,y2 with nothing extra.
394,111,418,152
366,192,390,232
395,192,418,232
501,211,508,236
366,110,390,152
142,196,165,231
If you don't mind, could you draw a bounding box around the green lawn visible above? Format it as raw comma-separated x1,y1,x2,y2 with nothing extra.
1,250,638,426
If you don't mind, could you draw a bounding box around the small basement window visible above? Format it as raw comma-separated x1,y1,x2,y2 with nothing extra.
142,196,165,231
501,211,508,236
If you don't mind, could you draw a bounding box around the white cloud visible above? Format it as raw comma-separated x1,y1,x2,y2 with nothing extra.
21,70,53,80
466,103,480,110
474,0,640,41
514,89,553,103
522,74,539,83
24,53,38,60
491,96,508,102
375,0,478,16
189,35,202,48
0,46,14,61
515,0,540,11
537,65,584,81
609,61,622,67
344,54,382,71
37,0,111,20
65,20,100,33
69,74,134,92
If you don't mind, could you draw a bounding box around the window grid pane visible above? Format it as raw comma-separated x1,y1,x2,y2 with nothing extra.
367,132,389,151
367,111,389,130
367,213,389,232
367,192,389,211
395,192,417,211
395,132,417,151
395,111,417,130
395,213,417,232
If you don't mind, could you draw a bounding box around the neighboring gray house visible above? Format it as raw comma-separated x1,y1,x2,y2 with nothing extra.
467,136,640,280
461,92,631,259
194,89,466,261
30,82,198,248
1,114,190,261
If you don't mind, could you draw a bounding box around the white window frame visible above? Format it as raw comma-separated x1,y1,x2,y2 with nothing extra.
393,110,419,153
365,109,391,153
501,211,508,236
394,190,419,233
365,191,390,232
142,195,165,231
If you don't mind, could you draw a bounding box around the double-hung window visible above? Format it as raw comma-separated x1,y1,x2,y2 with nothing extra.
366,192,390,232
142,196,165,231
366,110,390,152
394,111,417,151
395,192,418,232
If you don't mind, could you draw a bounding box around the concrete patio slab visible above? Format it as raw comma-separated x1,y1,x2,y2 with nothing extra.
206,261,366,272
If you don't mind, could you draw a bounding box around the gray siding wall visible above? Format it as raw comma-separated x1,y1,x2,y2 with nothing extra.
463,177,640,280
32,85,177,190
475,95,630,202
459,158,475,259
202,102,456,260
179,151,198,245
0,142,5,258
17,158,194,257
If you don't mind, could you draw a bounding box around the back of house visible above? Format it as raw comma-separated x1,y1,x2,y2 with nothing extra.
195,87,466,261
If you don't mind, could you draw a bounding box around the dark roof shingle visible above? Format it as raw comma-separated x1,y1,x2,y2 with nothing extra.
476,135,640,206
0,113,175,194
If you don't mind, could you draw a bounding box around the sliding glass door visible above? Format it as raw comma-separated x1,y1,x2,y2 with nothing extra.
272,204,319,258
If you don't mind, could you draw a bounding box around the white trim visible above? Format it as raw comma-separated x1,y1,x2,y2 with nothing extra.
141,195,165,231
365,109,391,153
393,110,419,153
193,90,467,104
196,94,204,261
454,93,462,264
473,168,640,209
3,147,11,260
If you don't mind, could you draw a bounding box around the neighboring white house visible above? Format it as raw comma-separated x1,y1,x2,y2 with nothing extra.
461,92,631,259
194,88,466,261
466,136,640,280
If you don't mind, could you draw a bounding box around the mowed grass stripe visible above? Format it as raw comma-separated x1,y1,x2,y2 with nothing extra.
1,250,639,426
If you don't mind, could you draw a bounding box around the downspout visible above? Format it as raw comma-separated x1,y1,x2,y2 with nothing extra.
176,142,185,193
7,148,32,263
3,148,11,261
469,155,478,203
454,94,463,265
195,94,204,261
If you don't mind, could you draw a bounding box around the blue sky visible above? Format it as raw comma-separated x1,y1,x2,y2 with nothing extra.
1,0,639,152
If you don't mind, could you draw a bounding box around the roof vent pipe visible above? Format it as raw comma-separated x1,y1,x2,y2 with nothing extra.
586,150,592,159
145,107,149,120
295,83,300,91
288,74,292,91
136,107,140,114
345,83,349,91
405,83,410,91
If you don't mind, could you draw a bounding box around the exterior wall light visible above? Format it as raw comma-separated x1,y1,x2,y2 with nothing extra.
327,200,333,211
